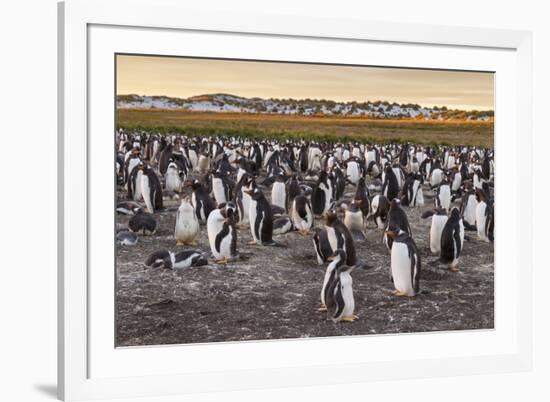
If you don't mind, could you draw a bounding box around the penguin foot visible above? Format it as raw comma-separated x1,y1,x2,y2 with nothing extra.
340,316,358,322
392,289,408,297
176,240,184,246
298,230,310,236
214,257,229,265
187,241,197,246
247,240,258,245
317,305,327,312
238,224,248,230
449,265,460,272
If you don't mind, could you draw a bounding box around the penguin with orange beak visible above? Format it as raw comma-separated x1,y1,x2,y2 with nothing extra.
385,223,421,297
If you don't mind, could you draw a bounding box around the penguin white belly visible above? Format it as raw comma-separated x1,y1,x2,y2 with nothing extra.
392,168,403,188
165,169,181,192
271,182,286,210
212,178,227,205
240,191,251,224
431,169,443,187
476,201,488,241
366,151,375,166
322,186,332,214
352,148,361,158
339,272,355,318
452,173,462,192
207,216,224,259
175,212,199,243
347,164,360,184
291,202,312,231
464,195,477,226
141,175,153,213
236,168,245,184
219,227,234,258
133,170,143,201
430,215,448,254
344,211,363,231
416,187,424,206
189,150,198,169
327,226,339,252
391,243,415,296
342,150,350,160
438,186,451,210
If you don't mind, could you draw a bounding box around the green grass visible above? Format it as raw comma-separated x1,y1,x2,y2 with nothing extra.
116,109,494,147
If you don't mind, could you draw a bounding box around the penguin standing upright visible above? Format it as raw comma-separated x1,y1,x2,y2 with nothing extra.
354,177,371,217
165,160,182,193
311,171,333,216
344,200,365,242
139,164,163,213
325,210,357,267
312,228,333,265
475,189,494,242
234,173,253,228
382,164,399,201
385,224,421,297
246,188,276,246
440,207,465,272
271,172,287,211
174,197,200,246
325,258,358,322
421,207,448,254
319,249,346,311
370,194,390,229
435,177,452,211
291,194,314,235
383,199,412,251
189,179,216,224
207,202,238,264
211,170,232,206
460,186,478,230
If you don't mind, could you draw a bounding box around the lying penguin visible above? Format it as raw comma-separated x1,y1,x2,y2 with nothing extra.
144,249,208,269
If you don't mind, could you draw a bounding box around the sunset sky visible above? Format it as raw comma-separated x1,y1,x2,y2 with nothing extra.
116,55,494,111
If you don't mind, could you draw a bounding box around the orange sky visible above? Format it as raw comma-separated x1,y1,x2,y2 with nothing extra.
117,55,494,111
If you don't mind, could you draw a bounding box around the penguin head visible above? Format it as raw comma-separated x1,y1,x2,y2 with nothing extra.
325,209,338,226
389,198,401,210
449,207,461,220
245,187,264,200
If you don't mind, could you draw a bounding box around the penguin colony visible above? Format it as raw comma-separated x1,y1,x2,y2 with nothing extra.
115,128,494,328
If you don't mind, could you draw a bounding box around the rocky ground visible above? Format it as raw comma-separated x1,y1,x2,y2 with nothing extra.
115,177,494,347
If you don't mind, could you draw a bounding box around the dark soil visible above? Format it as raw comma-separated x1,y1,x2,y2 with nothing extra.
115,178,494,347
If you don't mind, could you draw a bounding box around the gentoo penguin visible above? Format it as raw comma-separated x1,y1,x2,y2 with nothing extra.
435,177,452,211
272,216,294,235
286,174,302,208
421,207,448,254
246,188,277,246
116,201,141,216
475,189,494,242
370,194,390,229
354,177,371,217
440,207,465,272
271,172,287,211
430,166,444,188
345,159,361,185
128,208,157,235
139,164,164,213
207,202,238,264
325,210,357,267
325,256,358,322
174,197,200,246
385,224,421,297
211,170,232,206
189,179,216,224
383,199,412,251
460,186,478,230
344,200,365,242
312,171,333,216
144,249,208,269
319,249,346,311
382,164,399,201
116,231,138,246
196,152,210,174
290,194,314,235
165,160,182,193
234,173,254,229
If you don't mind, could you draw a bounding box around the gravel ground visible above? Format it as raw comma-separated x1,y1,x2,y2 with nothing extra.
115,177,494,347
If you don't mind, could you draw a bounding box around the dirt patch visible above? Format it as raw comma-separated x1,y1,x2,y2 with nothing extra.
115,179,494,347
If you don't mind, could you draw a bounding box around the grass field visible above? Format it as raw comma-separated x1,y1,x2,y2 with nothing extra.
116,109,494,147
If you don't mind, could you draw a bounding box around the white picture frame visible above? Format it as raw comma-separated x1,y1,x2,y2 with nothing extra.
58,0,533,400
